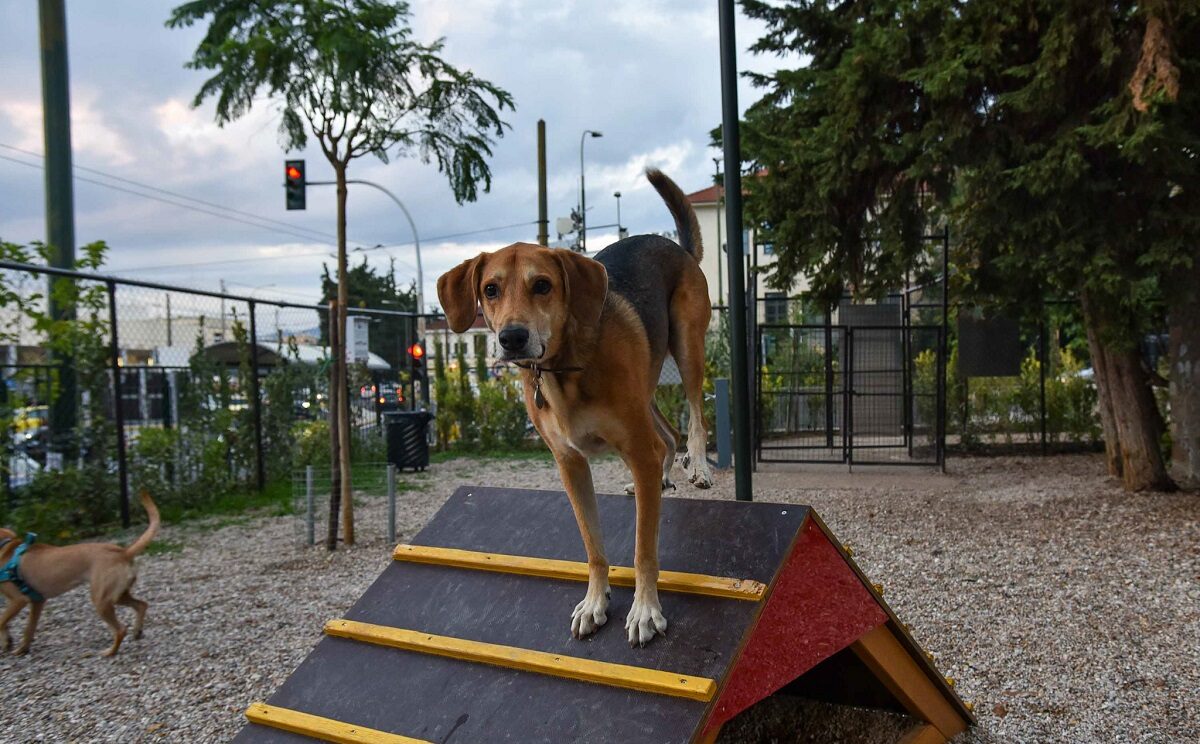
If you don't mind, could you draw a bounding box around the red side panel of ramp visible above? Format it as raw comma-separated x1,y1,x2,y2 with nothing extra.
701,518,887,734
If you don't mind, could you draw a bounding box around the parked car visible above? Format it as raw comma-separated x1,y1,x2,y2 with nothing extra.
374,382,405,412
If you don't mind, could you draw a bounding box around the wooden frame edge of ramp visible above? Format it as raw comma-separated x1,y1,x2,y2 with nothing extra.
234,486,974,744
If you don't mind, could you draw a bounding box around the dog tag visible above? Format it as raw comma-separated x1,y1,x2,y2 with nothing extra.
534,385,546,409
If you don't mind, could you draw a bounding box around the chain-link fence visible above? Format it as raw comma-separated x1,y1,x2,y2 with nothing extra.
0,260,428,534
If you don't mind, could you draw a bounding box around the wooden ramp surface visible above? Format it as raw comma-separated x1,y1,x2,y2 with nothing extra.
233,486,972,743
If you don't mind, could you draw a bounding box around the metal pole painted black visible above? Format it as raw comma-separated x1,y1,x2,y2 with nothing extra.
39,0,77,445
249,300,265,492
939,228,949,470
107,281,129,527
719,0,753,501
1039,317,1048,455
824,311,835,448
537,120,549,246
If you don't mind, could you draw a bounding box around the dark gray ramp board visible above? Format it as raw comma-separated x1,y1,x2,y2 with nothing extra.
233,486,973,743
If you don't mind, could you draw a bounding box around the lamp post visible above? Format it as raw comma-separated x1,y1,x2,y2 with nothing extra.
614,191,624,238
713,157,723,302
579,129,603,252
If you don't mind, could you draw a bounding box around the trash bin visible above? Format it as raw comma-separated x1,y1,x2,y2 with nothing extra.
385,410,434,471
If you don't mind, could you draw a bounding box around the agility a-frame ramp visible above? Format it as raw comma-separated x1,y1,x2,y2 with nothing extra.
234,486,973,743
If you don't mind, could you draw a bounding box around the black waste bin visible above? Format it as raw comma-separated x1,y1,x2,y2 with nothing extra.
385,410,434,471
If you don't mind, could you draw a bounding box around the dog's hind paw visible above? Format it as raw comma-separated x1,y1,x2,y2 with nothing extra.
571,591,610,639
688,462,714,489
625,596,668,647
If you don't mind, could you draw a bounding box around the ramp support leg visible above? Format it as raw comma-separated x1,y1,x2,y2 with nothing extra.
694,724,723,744
850,625,967,742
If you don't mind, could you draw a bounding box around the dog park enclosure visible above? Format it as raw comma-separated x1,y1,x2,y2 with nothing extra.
234,486,972,742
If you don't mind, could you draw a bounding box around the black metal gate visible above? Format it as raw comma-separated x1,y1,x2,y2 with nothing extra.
756,324,944,466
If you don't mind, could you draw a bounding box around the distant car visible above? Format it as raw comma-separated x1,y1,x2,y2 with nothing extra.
375,382,405,412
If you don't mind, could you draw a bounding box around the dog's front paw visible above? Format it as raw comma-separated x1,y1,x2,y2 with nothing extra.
13,643,30,656
571,589,610,639
688,461,714,489
624,478,676,495
625,596,668,647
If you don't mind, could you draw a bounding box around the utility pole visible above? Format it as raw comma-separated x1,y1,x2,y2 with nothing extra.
166,293,172,346
537,120,549,247
39,0,77,457
719,0,753,501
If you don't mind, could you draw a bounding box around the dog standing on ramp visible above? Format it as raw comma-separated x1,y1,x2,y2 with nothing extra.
0,491,159,657
437,169,712,646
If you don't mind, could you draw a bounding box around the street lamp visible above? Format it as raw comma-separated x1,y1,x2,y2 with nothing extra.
713,157,723,301
614,191,625,239
579,129,603,252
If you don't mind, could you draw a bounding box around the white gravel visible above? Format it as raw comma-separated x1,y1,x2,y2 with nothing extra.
0,453,1196,743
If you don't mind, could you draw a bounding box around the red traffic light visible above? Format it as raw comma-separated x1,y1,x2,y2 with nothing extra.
286,166,302,180
408,343,425,360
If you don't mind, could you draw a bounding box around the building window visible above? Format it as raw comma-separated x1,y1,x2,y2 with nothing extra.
765,292,788,325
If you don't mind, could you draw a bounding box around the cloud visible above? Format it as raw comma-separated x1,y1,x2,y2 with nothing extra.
1,91,136,166
0,0,787,314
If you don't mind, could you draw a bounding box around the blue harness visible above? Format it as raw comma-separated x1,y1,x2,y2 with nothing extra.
0,533,45,603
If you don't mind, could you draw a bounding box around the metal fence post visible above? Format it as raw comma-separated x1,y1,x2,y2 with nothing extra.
305,465,315,546
107,280,130,527
1039,318,1049,455
715,378,732,469
387,463,397,545
248,300,265,491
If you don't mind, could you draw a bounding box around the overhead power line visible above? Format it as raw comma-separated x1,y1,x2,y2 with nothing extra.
0,145,379,247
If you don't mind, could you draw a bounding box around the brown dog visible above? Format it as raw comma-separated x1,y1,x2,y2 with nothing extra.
0,491,159,656
438,170,712,646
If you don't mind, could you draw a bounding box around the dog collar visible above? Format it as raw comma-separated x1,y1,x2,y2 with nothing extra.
503,361,584,409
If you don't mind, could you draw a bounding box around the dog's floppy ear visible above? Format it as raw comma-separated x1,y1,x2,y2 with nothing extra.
437,254,485,333
554,250,608,331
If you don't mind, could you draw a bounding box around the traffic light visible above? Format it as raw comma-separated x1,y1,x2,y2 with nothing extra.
408,342,427,408
285,159,306,210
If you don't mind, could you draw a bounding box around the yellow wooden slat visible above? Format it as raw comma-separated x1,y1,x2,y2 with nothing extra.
245,702,430,744
392,543,766,601
325,619,717,702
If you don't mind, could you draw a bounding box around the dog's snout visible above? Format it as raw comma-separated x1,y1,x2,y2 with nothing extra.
498,326,530,352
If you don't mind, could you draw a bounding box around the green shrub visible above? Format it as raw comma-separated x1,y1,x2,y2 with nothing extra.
1,466,118,542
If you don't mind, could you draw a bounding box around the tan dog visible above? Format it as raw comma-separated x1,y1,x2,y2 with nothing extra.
0,491,159,656
438,170,712,646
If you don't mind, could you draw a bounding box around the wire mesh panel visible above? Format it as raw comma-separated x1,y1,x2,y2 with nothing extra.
846,325,941,465
757,324,846,463
756,324,943,466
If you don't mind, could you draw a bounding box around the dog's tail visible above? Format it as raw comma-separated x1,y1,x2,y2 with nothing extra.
646,169,703,263
124,490,160,559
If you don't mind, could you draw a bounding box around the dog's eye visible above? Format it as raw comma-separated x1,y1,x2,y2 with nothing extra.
483,283,499,299
532,279,552,295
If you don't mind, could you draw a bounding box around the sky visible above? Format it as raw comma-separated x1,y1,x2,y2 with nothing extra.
0,0,788,313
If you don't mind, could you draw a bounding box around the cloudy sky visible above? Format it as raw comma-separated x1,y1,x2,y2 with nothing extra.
0,1,786,312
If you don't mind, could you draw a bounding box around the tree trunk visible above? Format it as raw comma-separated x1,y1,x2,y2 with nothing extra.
335,163,355,545
1167,252,1200,490
1082,299,1123,478
1081,292,1174,492
326,299,341,551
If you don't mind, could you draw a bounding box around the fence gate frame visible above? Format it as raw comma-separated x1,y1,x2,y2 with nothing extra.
755,322,946,467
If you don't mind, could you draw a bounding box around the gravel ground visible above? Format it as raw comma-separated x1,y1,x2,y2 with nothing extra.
0,453,1196,743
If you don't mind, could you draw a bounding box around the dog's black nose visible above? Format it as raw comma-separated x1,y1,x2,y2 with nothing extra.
498,326,530,352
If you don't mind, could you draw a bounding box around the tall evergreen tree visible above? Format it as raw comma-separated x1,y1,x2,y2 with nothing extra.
738,0,1198,491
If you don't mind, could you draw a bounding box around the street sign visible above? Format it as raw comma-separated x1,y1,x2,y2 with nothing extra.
346,316,370,363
